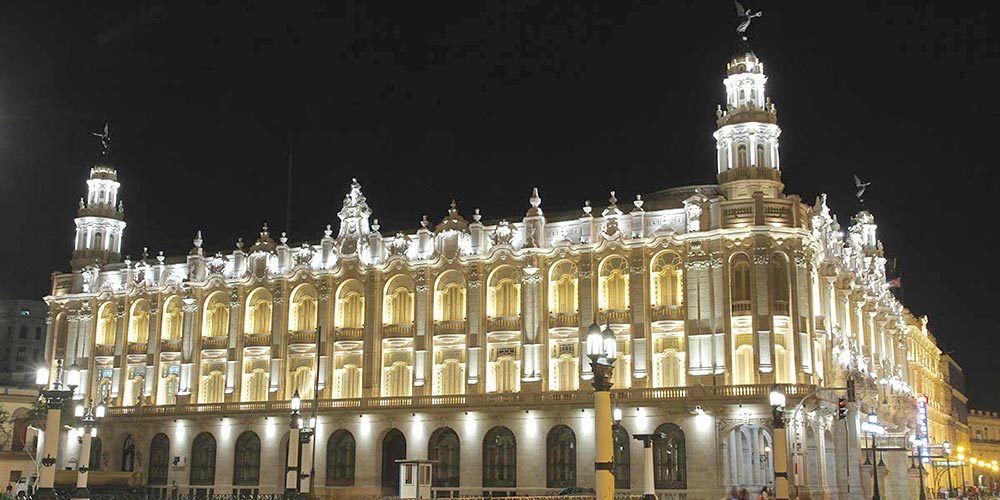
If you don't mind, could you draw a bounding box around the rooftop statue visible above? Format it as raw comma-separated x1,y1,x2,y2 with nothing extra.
734,1,762,41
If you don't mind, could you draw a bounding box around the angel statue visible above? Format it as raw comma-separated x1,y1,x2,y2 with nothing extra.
91,122,112,157
853,175,872,204
735,1,762,41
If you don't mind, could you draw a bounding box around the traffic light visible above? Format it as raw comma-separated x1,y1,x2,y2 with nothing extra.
837,398,848,420
846,379,856,402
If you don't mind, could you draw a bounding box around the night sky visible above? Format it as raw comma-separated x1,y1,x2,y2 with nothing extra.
1,2,997,408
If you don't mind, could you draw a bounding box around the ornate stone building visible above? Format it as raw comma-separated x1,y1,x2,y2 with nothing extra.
43,42,959,499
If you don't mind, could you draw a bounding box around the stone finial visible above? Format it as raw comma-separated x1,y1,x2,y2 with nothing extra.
526,187,543,216
420,215,430,229
141,247,149,261
608,190,618,208
582,200,592,216
79,198,85,210
236,237,244,251
157,250,165,264
280,232,288,245
633,194,644,211
324,224,333,238
191,230,204,256
473,208,482,223
372,218,381,232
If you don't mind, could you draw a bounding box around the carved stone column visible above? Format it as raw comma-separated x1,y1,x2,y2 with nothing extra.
628,250,648,387
466,266,483,393
317,282,331,398
362,273,379,397
520,265,543,392
413,271,429,395
578,255,594,381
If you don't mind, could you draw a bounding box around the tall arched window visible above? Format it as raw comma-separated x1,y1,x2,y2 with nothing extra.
202,292,229,338
428,428,460,488
435,271,466,322
546,425,576,488
190,432,217,486
121,434,135,472
290,284,318,332
383,276,415,326
731,255,752,312
613,424,630,490
148,434,170,486
487,266,520,318
483,426,516,489
336,281,364,329
200,370,225,404
96,303,116,345
233,431,261,486
161,297,183,340
738,144,748,168
244,288,273,335
653,423,686,489
549,261,578,314
770,254,790,315
90,437,103,471
381,429,407,496
599,256,629,311
756,144,765,166
326,430,356,486
651,252,683,307
128,300,149,343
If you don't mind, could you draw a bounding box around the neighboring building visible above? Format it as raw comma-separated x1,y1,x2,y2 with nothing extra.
969,409,1000,489
0,386,40,489
0,300,48,387
42,34,964,499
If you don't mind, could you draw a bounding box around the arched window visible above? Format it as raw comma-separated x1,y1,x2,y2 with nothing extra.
731,255,752,310
90,436,103,471
96,303,116,345
128,300,149,343
202,292,229,338
435,271,466,322
770,254,790,315
148,434,170,486
121,434,135,472
335,281,364,329
233,431,261,486
200,370,225,404
735,345,755,385
613,424,630,490
162,297,183,340
290,284,318,332
244,288,273,335
487,266,520,319
599,256,629,311
383,276,415,326
756,144,765,166
546,425,576,488
326,430,356,486
549,261,578,314
653,423,686,489
651,252,683,307
483,426,516,488
737,144,748,168
381,429,407,496
190,432,217,486
428,427,460,488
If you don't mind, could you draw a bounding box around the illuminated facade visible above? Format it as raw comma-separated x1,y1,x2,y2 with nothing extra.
42,44,964,499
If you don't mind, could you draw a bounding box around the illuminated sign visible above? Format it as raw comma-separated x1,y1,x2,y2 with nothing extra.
916,394,930,463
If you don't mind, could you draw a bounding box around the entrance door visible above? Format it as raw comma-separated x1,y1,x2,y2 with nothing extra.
381,429,407,496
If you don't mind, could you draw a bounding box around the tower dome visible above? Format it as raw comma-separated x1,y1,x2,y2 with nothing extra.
70,124,126,271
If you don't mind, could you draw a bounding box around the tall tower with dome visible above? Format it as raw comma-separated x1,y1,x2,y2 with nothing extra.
70,125,126,272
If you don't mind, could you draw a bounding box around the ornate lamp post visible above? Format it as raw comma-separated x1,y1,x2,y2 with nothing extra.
586,321,617,500
286,390,303,496
862,412,885,500
768,385,789,500
73,399,106,497
35,360,81,499
632,432,664,500
298,414,316,494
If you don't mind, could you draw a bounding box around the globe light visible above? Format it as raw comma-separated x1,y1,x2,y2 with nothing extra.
586,322,603,357
90,427,97,438
36,367,49,386
613,407,623,422
867,412,879,424
308,416,316,429
291,390,301,411
96,401,107,419
768,386,785,409
958,446,965,453
75,403,85,418
65,362,82,390
601,325,617,362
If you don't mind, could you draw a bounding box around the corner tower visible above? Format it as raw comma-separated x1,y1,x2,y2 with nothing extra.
713,45,783,199
70,124,126,271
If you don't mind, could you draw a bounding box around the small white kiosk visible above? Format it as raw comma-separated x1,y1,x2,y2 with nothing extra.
396,459,435,499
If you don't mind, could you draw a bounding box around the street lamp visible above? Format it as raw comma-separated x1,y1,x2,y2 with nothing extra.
861,412,886,500
73,399,106,497
286,390,303,496
298,415,316,494
632,432,665,500
587,321,617,500
35,360,80,499
768,385,789,500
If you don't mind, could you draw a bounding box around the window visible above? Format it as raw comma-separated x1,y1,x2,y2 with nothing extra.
121,435,135,472
34,327,42,340
599,256,630,311
613,424,630,489
546,425,576,488
15,348,25,361
18,326,26,339
483,426,516,488
653,423,686,489
32,349,39,362
233,431,261,486
428,427,460,488
90,437,103,471
326,430,356,486
148,434,170,486
190,432,217,485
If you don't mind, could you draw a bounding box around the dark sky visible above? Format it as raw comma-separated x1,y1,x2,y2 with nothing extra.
1,1,997,408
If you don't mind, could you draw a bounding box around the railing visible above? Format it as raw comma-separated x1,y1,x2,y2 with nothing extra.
597,309,631,325
773,300,789,315
548,311,579,328
288,329,317,345
486,316,521,332
105,383,816,418
94,344,115,357
243,333,272,347
434,320,467,335
334,327,364,340
126,342,148,355
651,304,685,322
382,323,414,337
201,336,228,350
159,339,182,352
718,196,800,229
731,300,752,315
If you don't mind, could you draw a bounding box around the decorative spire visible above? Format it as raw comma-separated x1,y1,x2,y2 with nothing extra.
472,208,482,223
602,190,622,218
336,178,372,256
582,200,593,217
632,194,644,212
190,230,204,256
436,200,468,233
250,222,276,253
236,237,245,251
526,187,543,217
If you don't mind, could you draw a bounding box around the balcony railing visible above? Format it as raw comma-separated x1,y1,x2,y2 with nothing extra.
105,383,817,418
772,300,789,315
597,309,631,325
548,312,579,329
244,333,272,347
732,300,752,315
201,336,228,350
289,329,317,345
486,316,521,333
334,327,364,340
434,320,467,335
651,304,685,322
126,342,148,355
160,339,182,352
382,323,414,338
94,344,115,357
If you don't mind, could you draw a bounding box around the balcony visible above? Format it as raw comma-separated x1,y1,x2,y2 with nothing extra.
731,300,752,316
597,309,631,326
548,312,579,329
772,300,789,316
94,344,115,357
486,316,521,333
334,327,364,340
244,333,272,348
382,323,414,338
126,342,148,355
201,336,228,350
434,320,467,335
160,339,182,353
651,304,685,322
289,329,318,346
718,196,803,229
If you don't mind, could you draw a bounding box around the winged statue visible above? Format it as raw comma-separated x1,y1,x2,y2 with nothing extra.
91,122,112,156
854,175,872,203
735,1,762,39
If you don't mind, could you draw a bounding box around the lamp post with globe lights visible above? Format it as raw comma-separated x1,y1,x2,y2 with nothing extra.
286,390,303,496
768,385,789,500
73,399,106,496
586,321,617,500
35,360,81,499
